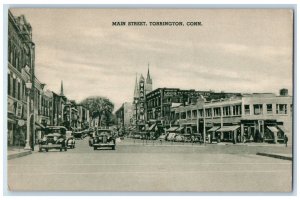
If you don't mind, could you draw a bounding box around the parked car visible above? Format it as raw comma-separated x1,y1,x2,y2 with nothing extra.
66,130,75,149
93,129,116,150
39,126,67,152
174,134,184,142
158,133,168,141
166,132,176,141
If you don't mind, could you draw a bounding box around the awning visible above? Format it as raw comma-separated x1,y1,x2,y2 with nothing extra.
208,126,220,132
167,127,178,132
176,127,184,132
35,122,45,129
267,126,279,133
148,124,156,131
182,122,197,126
277,125,287,132
217,125,240,132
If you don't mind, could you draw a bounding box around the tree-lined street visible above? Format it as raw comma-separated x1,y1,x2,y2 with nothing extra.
8,138,292,192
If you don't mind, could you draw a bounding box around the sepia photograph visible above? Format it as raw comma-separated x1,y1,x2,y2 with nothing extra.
5,7,293,193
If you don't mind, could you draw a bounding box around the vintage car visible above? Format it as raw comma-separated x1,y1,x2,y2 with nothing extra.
39,126,68,152
92,129,116,150
66,130,75,149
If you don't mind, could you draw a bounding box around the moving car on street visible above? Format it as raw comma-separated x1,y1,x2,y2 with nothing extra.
92,129,116,150
39,126,68,152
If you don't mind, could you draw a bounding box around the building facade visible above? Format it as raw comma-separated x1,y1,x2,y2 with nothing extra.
115,102,134,131
7,11,35,146
171,90,292,144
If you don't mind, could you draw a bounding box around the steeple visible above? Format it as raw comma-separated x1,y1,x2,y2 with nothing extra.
146,63,152,84
133,74,139,101
60,80,64,96
139,73,145,82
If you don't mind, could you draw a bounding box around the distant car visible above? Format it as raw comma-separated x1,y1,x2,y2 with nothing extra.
39,126,68,152
66,130,75,149
93,129,116,150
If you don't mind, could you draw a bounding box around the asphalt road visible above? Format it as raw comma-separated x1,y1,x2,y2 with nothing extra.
7,137,292,192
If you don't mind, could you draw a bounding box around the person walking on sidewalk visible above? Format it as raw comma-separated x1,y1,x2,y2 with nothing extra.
284,135,288,147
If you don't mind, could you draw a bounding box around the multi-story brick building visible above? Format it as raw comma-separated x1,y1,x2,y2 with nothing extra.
7,11,35,146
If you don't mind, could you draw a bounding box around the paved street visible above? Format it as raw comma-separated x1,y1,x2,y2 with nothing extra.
8,138,292,192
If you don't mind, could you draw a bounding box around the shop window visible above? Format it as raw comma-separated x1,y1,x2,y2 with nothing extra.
244,105,250,115
267,104,273,114
253,104,263,115
276,104,287,114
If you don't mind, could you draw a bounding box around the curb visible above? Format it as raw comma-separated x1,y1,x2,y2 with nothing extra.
8,150,32,160
256,152,292,161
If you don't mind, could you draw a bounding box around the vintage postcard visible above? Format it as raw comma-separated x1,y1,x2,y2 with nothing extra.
6,8,293,192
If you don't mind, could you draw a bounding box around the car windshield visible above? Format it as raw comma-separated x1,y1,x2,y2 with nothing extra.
96,130,112,136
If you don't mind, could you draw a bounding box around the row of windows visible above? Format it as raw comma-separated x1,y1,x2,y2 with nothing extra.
173,103,292,120
8,39,31,72
8,73,26,101
244,104,291,115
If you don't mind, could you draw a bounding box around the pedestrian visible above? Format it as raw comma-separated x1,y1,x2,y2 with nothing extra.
284,135,288,147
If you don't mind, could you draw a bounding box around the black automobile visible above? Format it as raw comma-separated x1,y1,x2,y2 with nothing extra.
39,126,68,152
92,129,116,150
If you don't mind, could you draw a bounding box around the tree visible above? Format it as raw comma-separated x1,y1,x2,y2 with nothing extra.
80,96,115,127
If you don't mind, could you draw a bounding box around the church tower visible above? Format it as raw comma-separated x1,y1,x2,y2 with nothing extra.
145,63,153,95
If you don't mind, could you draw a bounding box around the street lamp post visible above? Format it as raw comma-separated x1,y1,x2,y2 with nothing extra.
24,82,32,150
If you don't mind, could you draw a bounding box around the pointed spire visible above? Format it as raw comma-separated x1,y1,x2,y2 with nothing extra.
60,80,64,96
147,63,151,80
133,73,139,100
139,73,145,81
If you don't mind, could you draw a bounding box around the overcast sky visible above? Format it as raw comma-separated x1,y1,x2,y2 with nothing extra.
11,9,293,110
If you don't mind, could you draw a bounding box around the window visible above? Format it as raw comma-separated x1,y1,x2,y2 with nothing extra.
223,106,231,116
205,108,211,118
192,110,197,118
232,105,241,116
12,78,16,98
290,104,293,115
198,109,203,117
266,104,273,114
17,82,21,100
244,105,250,115
276,104,287,114
175,113,180,120
8,74,11,96
187,110,191,119
213,107,221,117
253,104,263,115
181,112,186,119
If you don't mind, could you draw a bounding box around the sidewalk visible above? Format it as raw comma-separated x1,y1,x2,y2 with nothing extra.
7,146,32,160
256,152,292,161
